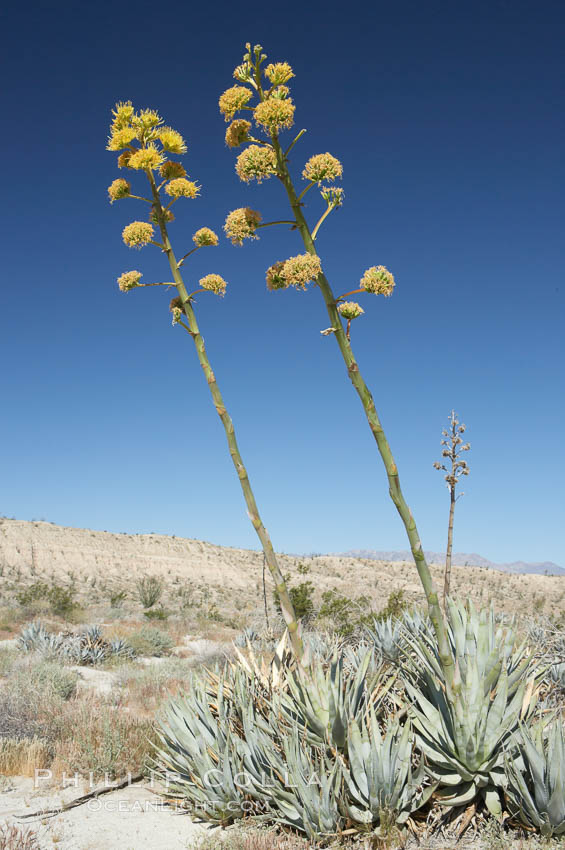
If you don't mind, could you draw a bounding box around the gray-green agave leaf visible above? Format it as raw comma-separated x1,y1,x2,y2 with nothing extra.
505,722,565,837
343,709,434,827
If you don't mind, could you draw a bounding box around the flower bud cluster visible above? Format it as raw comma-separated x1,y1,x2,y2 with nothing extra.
235,145,278,183
200,274,228,296
303,153,343,183
117,270,142,292
266,254,322,291
224,208,262,245
338,301,364,320
193,227,219,248
360,266,395,296
122,221,154,248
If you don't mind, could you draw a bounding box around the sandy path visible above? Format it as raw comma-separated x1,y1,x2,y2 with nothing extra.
0,778,208,849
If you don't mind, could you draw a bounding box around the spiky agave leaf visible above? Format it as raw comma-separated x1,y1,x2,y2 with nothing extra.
505,722,565,837
342,708,434,827
366,617,404,663
154,671,249,824
280,649,395,749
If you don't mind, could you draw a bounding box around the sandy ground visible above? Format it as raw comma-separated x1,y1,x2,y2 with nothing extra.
0,777,209,849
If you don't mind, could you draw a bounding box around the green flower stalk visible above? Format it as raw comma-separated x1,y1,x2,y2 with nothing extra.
106,101,304,662
219,46,454,687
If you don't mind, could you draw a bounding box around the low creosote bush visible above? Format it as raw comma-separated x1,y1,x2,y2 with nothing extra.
16,581,77,617
126,626,174,657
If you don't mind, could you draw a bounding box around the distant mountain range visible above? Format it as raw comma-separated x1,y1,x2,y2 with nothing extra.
335,550,565,576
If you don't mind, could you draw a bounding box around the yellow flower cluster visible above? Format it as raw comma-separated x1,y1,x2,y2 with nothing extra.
107,127,137,151
338,301,364,320
111,101,135,131
200,274,227,296
159,161,186,180
136,108,162,130
225,119,252,148
265,62,294,86
128,144,165,171
224,208,262,245
253,98,295,134
235,145,278,183
219,85,253,121
165,178,200,199
193,227,219,247
107,179,130,203
266,254,322,291
302,153,343,183
158,127,187,154
360,265,395,296
122,221,154,248
117,270,142,292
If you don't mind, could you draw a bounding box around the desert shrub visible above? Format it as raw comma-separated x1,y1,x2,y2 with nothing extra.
50,696,155,780
137,575,163,609
274,576,314,621
143,606,169,621
0,823,40,850
16,582,76,617
114,659,191,711
317,589,373,637
109,589,127,608
29,661,79,700
126,626,173,657
0,736,51,777
0,667,63,739
374,589,409,622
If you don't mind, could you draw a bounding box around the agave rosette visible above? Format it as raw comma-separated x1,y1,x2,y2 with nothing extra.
403,599,541,815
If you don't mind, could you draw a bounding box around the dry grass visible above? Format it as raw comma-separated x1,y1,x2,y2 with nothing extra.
49,694,156,780
0,824,40,850
0,736,51,776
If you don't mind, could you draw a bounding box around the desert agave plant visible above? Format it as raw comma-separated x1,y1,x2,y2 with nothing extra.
549,662,565,693
17,621,67,657
280,649,395,749
366,617,404,664
342,710,434,830
403,599,541,816
505,722,565,837
16,621,135,665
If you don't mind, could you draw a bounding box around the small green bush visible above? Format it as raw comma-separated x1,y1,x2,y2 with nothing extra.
137,575,163,609
30,661,79,700
143,606,169,621
317,589,373,637
127,626,173,657
16,581,77,617
274,576,314,620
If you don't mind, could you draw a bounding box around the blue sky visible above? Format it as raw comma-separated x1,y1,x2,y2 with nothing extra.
1,0,563,565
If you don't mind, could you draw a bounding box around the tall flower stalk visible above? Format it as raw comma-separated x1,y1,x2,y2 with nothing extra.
433,411,471,608
218,46,454,685
106,102,303,661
